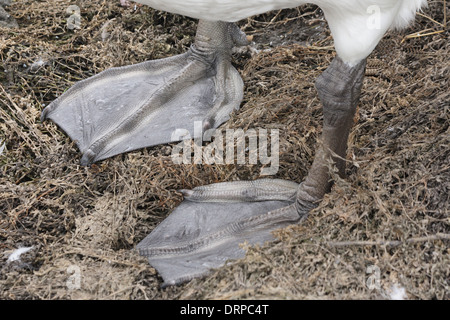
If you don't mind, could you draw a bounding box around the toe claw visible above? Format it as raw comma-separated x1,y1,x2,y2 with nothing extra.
40,108,48,122
179,189,194,198
80,149,96,166
202,118,214,132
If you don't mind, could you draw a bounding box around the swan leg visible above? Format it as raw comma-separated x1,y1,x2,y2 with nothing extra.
41,20,247,166
295,56,367,207
137,55,367,286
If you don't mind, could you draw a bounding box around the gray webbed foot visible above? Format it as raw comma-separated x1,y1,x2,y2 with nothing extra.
137,179,312,286
41,20,246,166
0,1,18,28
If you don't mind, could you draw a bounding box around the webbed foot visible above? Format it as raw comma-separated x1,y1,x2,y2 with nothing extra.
41,20,248,165
137,179,314,286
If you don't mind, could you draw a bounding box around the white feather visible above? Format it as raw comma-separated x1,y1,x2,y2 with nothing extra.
7,246,33,263
389,284,407,300
0,140,5,156
392,0,428,29
135,0,426,29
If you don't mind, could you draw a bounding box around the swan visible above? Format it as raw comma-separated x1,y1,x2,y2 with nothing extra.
41,0,427,286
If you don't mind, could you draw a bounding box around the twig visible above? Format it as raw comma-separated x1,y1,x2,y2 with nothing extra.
60,249,145,268
307,45,334,51
10,186,58,223
327,233,450,247
416,12,445,28
445,0,447,29
402,29,445,42
401,1,447,43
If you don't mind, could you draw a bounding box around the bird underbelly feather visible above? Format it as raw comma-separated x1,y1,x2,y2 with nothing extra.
134,1,426,30
135,0,312,22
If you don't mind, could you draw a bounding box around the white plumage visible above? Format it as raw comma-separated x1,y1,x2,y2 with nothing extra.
6,246,33,263
135,0,427,65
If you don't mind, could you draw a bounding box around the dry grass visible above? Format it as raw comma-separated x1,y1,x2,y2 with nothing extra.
0,0,448,299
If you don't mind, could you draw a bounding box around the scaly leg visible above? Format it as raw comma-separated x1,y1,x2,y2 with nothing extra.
296,56,366,209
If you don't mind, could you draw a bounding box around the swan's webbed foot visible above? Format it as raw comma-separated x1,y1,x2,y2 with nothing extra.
137,179,314,287
41,20,247,166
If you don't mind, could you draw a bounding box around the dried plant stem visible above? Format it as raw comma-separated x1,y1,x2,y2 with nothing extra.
327,233,450,248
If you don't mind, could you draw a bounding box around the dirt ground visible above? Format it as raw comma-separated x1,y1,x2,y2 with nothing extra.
0,0,448,300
